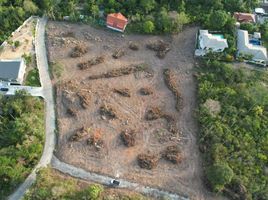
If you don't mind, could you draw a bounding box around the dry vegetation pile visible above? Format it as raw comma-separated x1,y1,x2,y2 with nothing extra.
88,64,149,80
70,45,88,58
163,69,182,111
87,129,104,151
78,56,105,70
69,127,89,142
99,104,117,120
162,145,183,164
139,87,153,95
113,88,131,97
77,91,91,109
128,41,139,50
137,153,159,170
67,106,78,117
146,40,170,59
145,107,163,120
146,107,178,134
112,48,125,59
121,129,136,147
62,31,75,38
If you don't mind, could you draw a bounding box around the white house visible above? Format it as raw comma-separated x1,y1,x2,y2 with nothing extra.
237,29,268,62
195,30,228,56
0,58,26,84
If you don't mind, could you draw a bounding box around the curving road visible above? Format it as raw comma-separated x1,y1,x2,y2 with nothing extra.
8,17,56,200
8,17,189,200
51,156,189,200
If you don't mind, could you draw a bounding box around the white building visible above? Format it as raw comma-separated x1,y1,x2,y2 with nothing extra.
0,58,26,84
195,30,228,56
237,29,268,62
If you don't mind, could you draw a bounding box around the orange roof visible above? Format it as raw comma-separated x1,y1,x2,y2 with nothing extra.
106,12,128,31
234,12,256,23
107,12,128,22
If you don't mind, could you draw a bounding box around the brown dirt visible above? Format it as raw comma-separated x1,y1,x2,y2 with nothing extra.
69,127,89,142
47,21,225,200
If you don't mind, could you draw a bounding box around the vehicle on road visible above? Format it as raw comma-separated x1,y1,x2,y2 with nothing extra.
0,88,9,91
109,179,120,186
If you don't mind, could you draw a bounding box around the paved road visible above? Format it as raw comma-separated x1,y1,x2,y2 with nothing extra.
3,86,44,97
8,17,56,200
51,156,189,200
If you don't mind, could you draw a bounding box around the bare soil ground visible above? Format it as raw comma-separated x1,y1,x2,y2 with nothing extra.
47,21,224,200
0,18,36,59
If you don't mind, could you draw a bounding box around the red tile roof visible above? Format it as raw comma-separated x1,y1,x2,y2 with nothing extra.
106,12,128,31
234,12,256,23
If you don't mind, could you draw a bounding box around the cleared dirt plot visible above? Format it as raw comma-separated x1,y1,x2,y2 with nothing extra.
47,21,221,200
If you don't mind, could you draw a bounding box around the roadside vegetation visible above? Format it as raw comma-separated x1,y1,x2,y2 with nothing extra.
197,60,268,200
0,91,45,199
24,168,148,200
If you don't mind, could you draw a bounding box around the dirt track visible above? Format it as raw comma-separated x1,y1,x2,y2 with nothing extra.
47,21,225,200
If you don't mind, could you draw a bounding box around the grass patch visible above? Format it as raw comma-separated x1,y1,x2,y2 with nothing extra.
0,91,45,198
49,61,64,79
25,68,41,87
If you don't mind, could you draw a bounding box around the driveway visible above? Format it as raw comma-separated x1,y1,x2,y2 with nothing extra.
8,17,56,200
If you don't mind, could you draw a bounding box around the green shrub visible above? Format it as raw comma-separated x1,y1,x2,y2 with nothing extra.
206,163,234,192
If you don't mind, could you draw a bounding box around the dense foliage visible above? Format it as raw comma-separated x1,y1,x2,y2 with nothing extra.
0,0,261,41
198,61,268,200
0,91,44,199
24,168,148,200
0,0,39,43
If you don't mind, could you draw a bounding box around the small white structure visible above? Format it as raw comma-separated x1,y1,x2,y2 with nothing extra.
237,29,268,62
0,58,26,84
255,8,265,15
195,30,228,56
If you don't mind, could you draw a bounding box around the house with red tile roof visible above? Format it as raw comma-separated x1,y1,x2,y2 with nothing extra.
234,12,256,23
106,12,128,32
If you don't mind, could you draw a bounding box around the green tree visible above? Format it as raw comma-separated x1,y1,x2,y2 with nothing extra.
143,20,155,33
207,163,234,192
207,10,228,30
91,4,99,19
140,0,156,14
23,0,38,14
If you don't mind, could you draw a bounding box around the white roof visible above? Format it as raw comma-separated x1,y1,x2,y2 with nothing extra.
255,8,265,14
237,29,268,61
199,30,228,51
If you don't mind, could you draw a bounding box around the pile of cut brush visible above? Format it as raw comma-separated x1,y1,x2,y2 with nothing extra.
129,41,139,50
145,107,178,134
77,91,91,109
69,127,89,142
78,56,105,70
139,87,153,95
113,88,131,97
162,145,183,164
112,48,125,59
99,104,117,119
137,153,158,170
88,63,149,80
121,129,136,147
70,45,88,58
146,40,170,59
87,129,104,151
163,68,182,111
